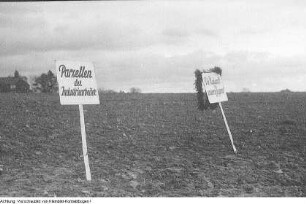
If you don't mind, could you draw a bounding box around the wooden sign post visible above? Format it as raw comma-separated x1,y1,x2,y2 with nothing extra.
202,72,237,154
79,104,91,181
219,102,237,153
56,61,100,181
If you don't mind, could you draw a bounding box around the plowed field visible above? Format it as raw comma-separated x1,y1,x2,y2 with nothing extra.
0,92,305,197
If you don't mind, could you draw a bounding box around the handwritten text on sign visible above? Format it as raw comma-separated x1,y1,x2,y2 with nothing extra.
56,61,100,105
202,72,228,103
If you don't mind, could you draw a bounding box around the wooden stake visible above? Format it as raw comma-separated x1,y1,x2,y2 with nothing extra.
79,104,92,181
219,102,237,154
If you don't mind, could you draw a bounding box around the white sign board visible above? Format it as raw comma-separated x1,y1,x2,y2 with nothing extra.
55,61,100,105
202,72,228,103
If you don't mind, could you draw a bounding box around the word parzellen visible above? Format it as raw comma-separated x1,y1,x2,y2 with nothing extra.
59,65,93,78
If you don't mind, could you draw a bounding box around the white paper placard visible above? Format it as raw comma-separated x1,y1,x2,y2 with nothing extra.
55,61,100,105
202,72,228,103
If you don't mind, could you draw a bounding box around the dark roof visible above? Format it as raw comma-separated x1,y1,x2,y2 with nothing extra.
0,77,24,85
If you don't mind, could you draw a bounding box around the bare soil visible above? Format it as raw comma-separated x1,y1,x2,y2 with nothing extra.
0,92,305,197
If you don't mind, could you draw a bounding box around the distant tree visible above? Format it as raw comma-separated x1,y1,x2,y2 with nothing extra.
12,70,29,92
280,89,292,93
129,87,141,94
98,88,117,94
12,70,27,82
242,88,251,92
32,70,58,93
14,70,20,78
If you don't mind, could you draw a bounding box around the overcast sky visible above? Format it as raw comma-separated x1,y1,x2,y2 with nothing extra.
1,0,306,92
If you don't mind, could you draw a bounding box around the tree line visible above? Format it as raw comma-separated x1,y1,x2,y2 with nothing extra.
32,70,58,93
19,70,141,94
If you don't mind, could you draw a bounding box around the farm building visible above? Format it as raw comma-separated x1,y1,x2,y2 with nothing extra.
0,77,30,93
